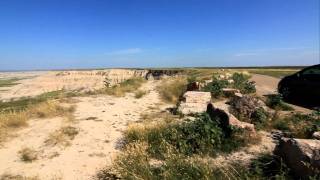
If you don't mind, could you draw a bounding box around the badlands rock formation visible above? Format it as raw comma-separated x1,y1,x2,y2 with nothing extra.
0,69,184,101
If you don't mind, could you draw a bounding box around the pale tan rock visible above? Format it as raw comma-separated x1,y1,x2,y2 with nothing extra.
312,131,320,140
179,91,211,114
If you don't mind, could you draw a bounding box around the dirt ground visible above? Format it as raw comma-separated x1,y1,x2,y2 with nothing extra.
0,80,169,179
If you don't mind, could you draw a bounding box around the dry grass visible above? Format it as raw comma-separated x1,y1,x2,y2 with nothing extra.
134,90,147,99
28,101,75,119
0,101,76,144
104,77,146,97
157,77,187,104
0,173,39,180
18,147,38,162
44,126,79,147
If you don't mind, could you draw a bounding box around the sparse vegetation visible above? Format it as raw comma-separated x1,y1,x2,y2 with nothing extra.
266,94,293,111
134,90,147,99
0,78,21,87
271,113,320,139
45,126,79,147
18,147,38,162
0,173,39,180
157,77,187,104
0,90,65,113
104,77,146,97
0,99,75,143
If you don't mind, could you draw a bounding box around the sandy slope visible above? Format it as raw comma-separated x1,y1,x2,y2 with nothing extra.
0,80,166,179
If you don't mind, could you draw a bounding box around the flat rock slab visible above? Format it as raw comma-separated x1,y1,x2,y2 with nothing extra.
179,91,211,114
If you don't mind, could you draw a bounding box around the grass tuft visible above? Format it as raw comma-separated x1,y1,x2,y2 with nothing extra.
18,147,38,162
45,126,79,147
157,77,187,104
134,90,147,99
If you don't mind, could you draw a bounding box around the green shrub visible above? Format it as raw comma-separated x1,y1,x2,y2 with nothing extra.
250,107,269,129
125,113,255,158
266,94,293,111
232,73,256,94
203,79,229,97
203,72,256,97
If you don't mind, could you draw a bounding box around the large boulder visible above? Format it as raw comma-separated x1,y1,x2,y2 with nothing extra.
229,95,267,119
178,91,211,115
274,138,320,178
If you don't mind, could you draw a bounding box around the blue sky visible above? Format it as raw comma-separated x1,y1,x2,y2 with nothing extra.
0,0,319,70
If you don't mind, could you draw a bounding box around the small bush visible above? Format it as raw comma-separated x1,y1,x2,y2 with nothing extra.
157,77,187,104
266,94,293,111
231,73,256,94
250,107,269,129
203,79,229,97
134,90,147,99
18,147,38,162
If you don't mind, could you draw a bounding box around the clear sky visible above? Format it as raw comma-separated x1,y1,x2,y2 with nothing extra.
0,0,319,70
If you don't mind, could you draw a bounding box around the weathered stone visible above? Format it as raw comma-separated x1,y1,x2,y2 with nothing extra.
178,91,211,114
313,131,320,140
234,92,243,98
274,138,320,178
183,91,211,104
211,101,256,134
229,95,266,119
222,88,240,97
